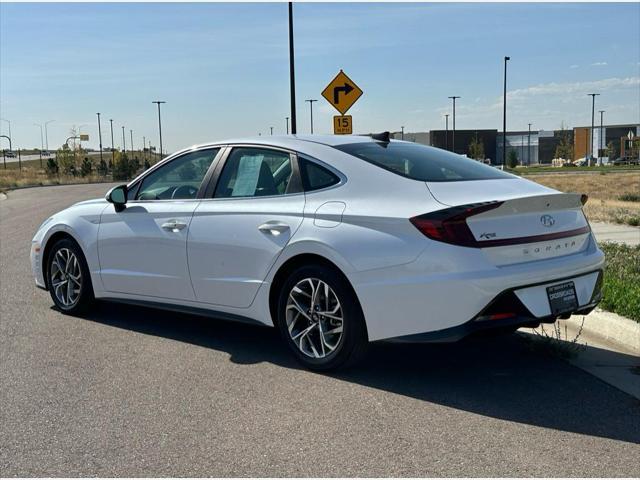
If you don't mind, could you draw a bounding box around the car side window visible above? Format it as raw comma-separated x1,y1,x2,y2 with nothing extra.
299,158,340,191
135,148,219,200
214,147,294,198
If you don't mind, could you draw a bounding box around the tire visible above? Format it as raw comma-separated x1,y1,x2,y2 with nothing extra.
276,264,368,371
46,237,95,314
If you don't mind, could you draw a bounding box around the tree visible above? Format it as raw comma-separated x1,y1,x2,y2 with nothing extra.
507,149,518,169
97,158,108,177
468,133,485,161
81,157,93,177
45,156,59,176
554,122,573,161
606,140,617,160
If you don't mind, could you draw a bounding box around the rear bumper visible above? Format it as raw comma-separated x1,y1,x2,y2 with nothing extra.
387,270,602,343
350,233,605,341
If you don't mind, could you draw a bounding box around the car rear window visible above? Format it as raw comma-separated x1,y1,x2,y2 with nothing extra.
334,142,513,182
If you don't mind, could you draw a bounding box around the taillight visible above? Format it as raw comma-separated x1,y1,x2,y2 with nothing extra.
410,201,503,247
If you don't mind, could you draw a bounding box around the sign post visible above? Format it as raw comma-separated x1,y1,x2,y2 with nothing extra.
322,70,362,134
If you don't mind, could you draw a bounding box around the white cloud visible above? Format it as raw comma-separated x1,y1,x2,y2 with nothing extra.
570,64,579,69
591,62,608,66
505,77,639,102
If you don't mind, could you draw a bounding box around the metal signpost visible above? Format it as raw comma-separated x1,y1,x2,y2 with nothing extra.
321,70,363,135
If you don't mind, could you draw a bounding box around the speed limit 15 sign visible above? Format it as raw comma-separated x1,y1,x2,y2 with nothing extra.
333,115,352,135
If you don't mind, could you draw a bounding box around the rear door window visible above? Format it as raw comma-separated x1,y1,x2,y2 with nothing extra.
334,142,513,182
299,158,340,191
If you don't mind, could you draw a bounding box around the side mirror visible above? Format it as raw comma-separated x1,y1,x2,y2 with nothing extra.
105,184,127,211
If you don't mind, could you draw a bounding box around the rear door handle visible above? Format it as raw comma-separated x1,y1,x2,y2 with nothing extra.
161,220,188,232
258,221,290,236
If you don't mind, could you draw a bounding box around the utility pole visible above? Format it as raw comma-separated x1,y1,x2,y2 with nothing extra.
96,113,103,164
587,93,600,166
448,96,460,152
286,117,289,135
528,123,532,166
599,110,605,166
305,99,317,134
109,119,115,166
502,56,510,167
152,100,166,157
288,2,297,135
445,114,449,150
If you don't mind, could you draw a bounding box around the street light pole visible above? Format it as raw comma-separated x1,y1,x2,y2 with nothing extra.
130,129,134,157
502,56,510,167
96,113,103,164
528,123,532,166
305,99,317,134
34,123,44,168
448,96,460,152
109,119,115,166
445,114,449,150
286,117,289,135
44,120,54,152
122,126,126,155
288,2,297,135
401,126,405,140
587,93,600,166
270,127,274,135
1,118,11,140
599,110,605,166
152,100,166,158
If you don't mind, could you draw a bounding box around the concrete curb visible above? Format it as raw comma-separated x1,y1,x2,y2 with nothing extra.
567,308,639,354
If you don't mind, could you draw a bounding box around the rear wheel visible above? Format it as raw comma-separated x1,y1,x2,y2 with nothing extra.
276,264,368,371
47,238,95,314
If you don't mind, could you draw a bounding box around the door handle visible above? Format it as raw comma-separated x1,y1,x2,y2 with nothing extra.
258,222,290,236
161,220,188,232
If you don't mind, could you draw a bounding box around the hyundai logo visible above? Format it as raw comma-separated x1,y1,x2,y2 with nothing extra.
540,214,555,227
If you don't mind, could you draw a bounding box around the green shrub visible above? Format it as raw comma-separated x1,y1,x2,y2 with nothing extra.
599,242,640,322
619,193,640,202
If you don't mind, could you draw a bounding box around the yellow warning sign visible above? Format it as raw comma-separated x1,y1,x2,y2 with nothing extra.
321,70,363,115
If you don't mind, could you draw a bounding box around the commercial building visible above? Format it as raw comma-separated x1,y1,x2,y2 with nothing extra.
573,123,639,161
430,129,498,161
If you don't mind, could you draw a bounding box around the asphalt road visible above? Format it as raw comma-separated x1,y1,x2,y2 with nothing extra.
1,183,639,477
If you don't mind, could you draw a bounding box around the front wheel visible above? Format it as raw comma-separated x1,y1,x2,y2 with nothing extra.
276,265,368,371
46,238,95,314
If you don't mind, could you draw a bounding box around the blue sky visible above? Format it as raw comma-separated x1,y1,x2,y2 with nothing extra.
1,2,639,152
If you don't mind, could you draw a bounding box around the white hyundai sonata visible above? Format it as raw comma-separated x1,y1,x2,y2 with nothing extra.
31,133,604,370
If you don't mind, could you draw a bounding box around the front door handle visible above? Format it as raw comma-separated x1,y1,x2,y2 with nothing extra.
161,220,188,232
258,221,290,236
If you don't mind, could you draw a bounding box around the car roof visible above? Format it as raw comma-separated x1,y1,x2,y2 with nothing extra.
187,134,390,152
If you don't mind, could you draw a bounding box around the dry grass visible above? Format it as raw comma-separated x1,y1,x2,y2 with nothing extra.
0,167,109,191
525,172,640,226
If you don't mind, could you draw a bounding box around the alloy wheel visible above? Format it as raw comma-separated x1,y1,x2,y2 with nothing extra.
50,248,82,308
285,277,344,358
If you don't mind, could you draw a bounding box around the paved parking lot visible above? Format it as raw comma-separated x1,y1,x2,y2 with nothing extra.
1,183,639,476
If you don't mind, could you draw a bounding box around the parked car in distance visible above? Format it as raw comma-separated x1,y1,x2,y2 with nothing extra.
30,133,605,370
4,150,16,158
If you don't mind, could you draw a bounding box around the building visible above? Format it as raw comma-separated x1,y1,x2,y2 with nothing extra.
573,123,639,161
391,131,430,145
430,129,497,161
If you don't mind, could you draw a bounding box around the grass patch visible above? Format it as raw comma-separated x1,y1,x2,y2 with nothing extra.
619,193,640,202
599,242,640,322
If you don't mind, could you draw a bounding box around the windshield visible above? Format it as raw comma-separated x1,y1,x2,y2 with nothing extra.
334,142,514,182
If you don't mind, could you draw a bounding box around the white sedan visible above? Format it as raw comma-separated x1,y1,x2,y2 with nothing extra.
31,133,604,370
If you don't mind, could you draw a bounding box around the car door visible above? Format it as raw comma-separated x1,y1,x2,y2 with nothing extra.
98,147,220,301
188,146,305,308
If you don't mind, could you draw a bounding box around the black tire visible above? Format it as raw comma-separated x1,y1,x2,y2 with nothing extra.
46,237,95,314
276,264,368,371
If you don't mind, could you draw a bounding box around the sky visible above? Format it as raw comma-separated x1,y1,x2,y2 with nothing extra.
1,2,639,152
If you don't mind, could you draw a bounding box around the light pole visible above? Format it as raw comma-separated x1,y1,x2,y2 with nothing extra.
587,93,599,166
122,126,126,155
599,110,605,166
288,2,297,135
143,136,146,163
305,99,317,134
502,56,510,167
286,117,289,135
34,123,44,167
109,119,115,165
130,129,134,157
44,120,54,152
401,126,405,140
1,118,11,140
528,123,532,166
445,114,449,150
96,113,103,164
0,135,11,169
448,96,460,152
152,100,166,158
270,127,274,135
